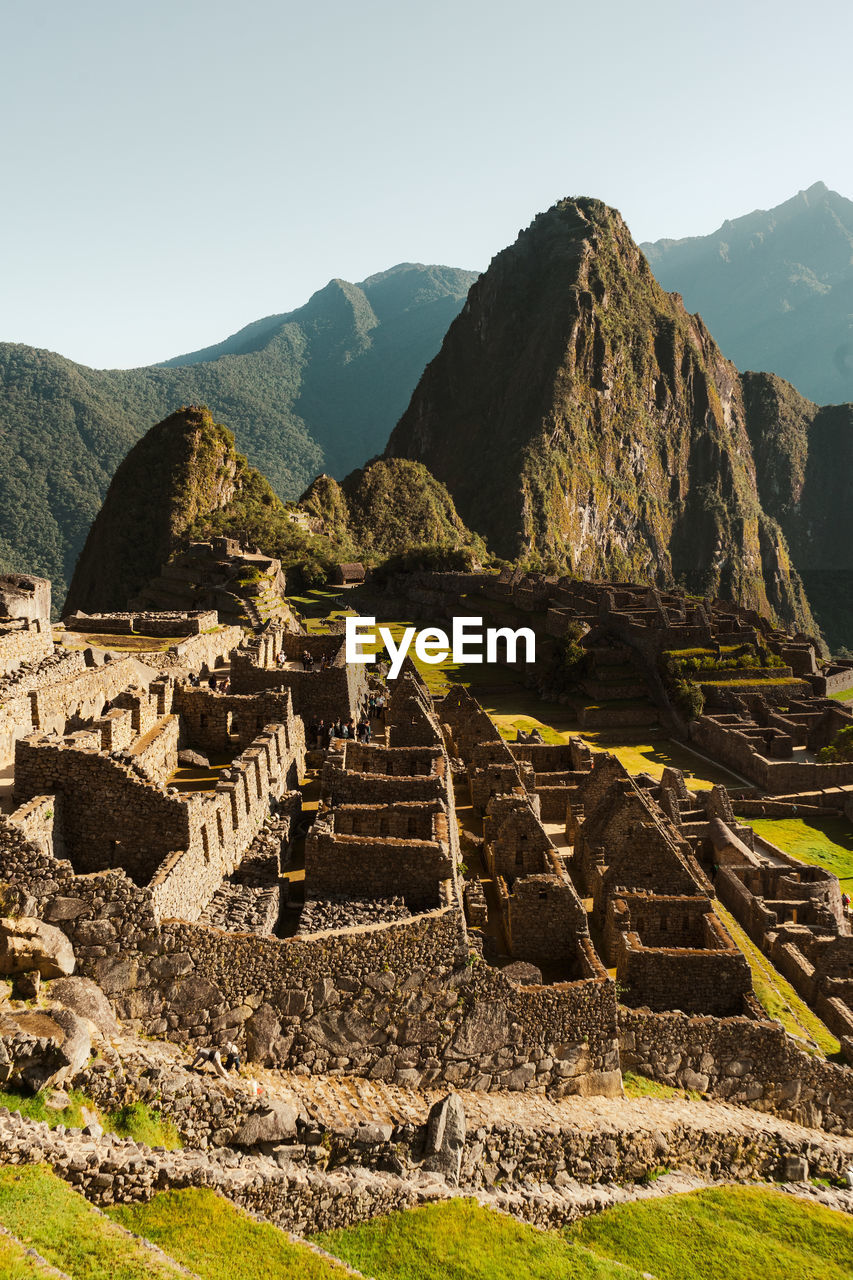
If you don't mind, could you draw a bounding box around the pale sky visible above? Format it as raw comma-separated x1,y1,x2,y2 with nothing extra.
2,0,851,368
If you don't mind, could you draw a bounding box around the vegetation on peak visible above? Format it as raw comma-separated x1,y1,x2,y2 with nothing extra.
300,457,487,563
64,406,345,611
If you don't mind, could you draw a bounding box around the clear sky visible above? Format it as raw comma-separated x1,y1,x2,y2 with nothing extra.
2,0,851,368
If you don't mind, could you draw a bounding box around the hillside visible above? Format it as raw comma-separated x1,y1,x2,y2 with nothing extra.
0,263,477,601
65,408,483,614
63,406,344,613
642,182,853,406
386,197,819,638
300,458,486,561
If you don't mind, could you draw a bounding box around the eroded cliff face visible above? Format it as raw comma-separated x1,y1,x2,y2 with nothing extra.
742,373,853,650
386,198,816,635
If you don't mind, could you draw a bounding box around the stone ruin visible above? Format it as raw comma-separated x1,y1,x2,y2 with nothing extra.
0,580,851,1149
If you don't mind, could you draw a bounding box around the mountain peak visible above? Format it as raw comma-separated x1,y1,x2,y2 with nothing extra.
640,184,853,406
387,195,816,635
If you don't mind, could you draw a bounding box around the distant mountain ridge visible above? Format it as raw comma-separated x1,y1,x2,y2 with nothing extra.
0,262,478,600
642,182,853,405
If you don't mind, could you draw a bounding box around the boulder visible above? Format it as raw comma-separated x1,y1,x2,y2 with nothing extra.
12,970,40,1001
447,1000,510,1059
422,1093,466,1184
304,1008,384,1055
232,1101,299,1146
1,1006,91,1091
49,977,120,1037
0,917,75,979
245,1003,282,1064
178,749,210,769
501,961,543,986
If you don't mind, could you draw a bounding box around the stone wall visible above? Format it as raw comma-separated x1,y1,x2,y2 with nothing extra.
0,814,620,1096
692,715,853,793
1,653,139,768
503,876,589,964
174,686,297,752
141,625,244,672
305,822,453,909
127,714,180,784
14,737,192,882
231,652,369,723
12,712,302,919
611,903,752,1017
65,611,218,636
0,623,53,679
6,793,65,861
329,801,444,841
619,1007,853,1134
30,657,143,737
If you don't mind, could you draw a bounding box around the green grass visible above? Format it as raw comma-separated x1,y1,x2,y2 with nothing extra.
714,902,840,1056
316,1191,853,1280
314,1198,646,1279
0,1086,96,1130
104,1102,181,1150
0,1232,60,1279
0,1088,181,1150
829,688,853,703
0,1164,186,1279
700,677,803,688
567,1186,853,1280
664,646,743,658
110,1186,349,1278
581,733,749,791
622,1070,701,1100
741,815,853,885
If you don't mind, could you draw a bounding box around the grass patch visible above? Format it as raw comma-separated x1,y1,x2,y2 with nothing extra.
622,1070,701,1100
714,902,840,1056
314,1198,645,1279
741,815,853,886
105,1102,181,1150
829,688,853,703
110,1186,348,1278
0,1163,186,1279
0,1231,60,1278
700,677,802,688
567,1185,853,1280
64,632,186,653
0,1088,180,1150
581,734,749,791
0,1086,96,1130
495,715,566,745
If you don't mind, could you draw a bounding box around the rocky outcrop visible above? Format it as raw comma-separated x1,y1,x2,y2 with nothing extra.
0,1006,91,1091
0,917,75,979
232,1102,300,1147
422,1093,466,1185
48,977,120,1038
386,197,820,636
64,407,256,614
741,372,853,651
